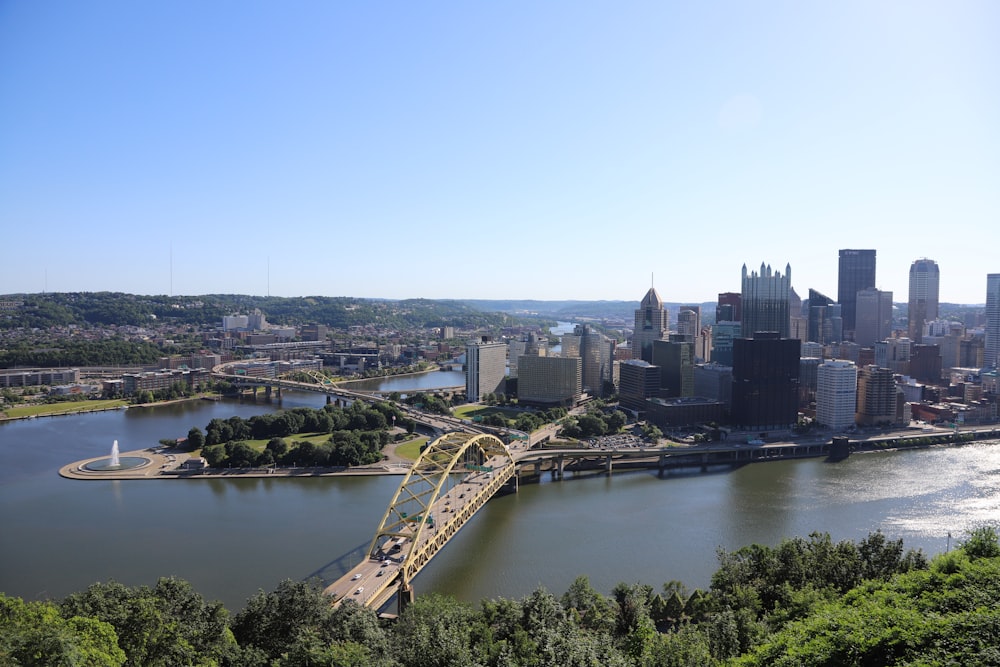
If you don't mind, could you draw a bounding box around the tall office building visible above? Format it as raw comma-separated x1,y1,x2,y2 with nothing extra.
741,262,792,339
874,337,912,374
465,338,507,402
619,359,661,413
693,363,733,411
816,360,858,431
807,289,842,344
717,292,742,322
907,259,940,343
731,332,800,431
838,249,877,338
507,339,527,378
710,321,741,366
563,324,613,396
987,274,1000,369
676,307,701,343
854,288,893,348
856,365,899,426
517,355,581,407
632,287,669,363
652,337,694,398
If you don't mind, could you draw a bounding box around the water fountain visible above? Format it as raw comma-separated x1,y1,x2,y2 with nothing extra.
81,439,150,472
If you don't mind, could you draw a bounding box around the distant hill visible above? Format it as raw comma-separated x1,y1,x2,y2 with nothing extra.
456,299,718,322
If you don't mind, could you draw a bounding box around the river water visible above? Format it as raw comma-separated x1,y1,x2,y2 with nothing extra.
2,390,998,612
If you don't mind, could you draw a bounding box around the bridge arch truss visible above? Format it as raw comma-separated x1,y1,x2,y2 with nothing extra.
368,432,515,590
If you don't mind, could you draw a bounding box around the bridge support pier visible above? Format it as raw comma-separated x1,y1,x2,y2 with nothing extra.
605,454,613,475
326,395,332,405
551,455,564,480
397,582,415,615
265,385,272,398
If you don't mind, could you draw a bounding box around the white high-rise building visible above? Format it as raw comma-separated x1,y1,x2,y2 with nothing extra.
986,274,1000,369
222,314,249,331
816,360,858,430
465,339,507,402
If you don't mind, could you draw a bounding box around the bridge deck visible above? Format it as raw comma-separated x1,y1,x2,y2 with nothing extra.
325,434,515,610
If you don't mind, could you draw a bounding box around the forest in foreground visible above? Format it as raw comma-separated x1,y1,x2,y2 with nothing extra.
3,529,999,666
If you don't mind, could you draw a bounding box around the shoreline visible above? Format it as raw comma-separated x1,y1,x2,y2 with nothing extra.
60,426,1000,482
0,393,220,424
59,447,412,481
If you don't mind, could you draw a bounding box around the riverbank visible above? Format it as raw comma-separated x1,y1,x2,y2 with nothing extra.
0,393,225,424
60,425,1000,482
59,446,412,480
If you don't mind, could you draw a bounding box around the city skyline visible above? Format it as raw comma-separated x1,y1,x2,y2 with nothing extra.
1,2,998,303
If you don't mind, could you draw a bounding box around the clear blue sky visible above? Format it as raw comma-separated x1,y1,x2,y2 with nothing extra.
1,1,997,304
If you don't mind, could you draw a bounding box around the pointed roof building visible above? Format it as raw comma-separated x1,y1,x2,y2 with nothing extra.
633,285,669,363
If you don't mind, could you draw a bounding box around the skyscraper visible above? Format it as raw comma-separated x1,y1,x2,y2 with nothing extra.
717,292,742,322
741,262,792,339
632,287,668,363
731,332,800,430
564,324,613,396
838,249,877,338
807,289,842,344
856,365,898,426
854,288,893,348
465,338,507,402
986,273,1000,369
908,259,940,343
816,359,858,431
652,337,694,398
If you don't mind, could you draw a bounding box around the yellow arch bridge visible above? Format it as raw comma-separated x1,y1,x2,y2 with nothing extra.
324,432,516,612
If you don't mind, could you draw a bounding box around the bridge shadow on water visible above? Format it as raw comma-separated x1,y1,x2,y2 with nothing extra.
303,540,371,588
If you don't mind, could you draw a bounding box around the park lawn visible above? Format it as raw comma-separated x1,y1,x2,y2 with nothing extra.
394,437,429,461
2,399,129,419
452,405,520,421
236,432,333,452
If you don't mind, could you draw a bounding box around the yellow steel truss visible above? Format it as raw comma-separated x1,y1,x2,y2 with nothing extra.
366,432,514,587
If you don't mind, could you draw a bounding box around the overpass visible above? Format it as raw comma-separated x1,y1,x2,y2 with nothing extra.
324,432,516,612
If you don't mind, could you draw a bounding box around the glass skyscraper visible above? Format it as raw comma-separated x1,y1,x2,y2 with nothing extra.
908,258,940,343
837,249,876,338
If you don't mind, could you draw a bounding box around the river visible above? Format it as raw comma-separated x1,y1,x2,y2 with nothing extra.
1,391,998,612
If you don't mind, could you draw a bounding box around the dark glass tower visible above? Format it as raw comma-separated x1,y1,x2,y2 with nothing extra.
741,262,792,339
731,332,801,430
837,249,876,337
907,258,940,343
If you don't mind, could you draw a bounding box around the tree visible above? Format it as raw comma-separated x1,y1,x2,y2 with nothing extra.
232,579,338,664
577,413,607,437
226,441,259,468
201,444,226,467
186,427,204,451
961,525,1000,559
1,593,126,667
391,594,477,667
60,578,235,667
266,437,289,459
561,576,616,634
606,410,627,433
